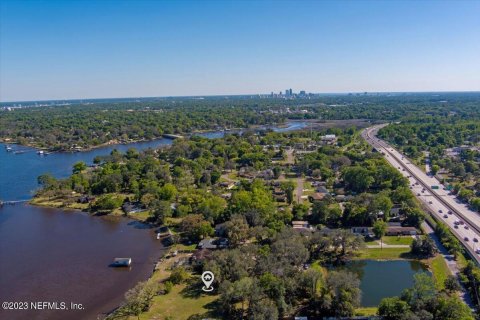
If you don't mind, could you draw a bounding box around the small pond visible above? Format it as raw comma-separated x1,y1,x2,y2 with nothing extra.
342,259,430,307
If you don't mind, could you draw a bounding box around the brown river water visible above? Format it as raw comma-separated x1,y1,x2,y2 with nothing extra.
0,204,164,320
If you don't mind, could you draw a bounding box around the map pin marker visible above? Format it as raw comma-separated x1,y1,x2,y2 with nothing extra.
201,271,214,292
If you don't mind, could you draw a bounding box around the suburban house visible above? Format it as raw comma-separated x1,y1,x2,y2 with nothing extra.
351,226,374,237
273,187,286,202
122,202,147,214
390,206,402,218
386,226,417,236
219,181,235,189
220,192,232,200
316,186,330,195
321,134,337,145
309,192,326,203
257,169,275,180
197,237,229,250
292,221,313,231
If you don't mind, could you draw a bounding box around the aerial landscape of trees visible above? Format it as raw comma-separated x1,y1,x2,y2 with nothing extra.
6,92,479,319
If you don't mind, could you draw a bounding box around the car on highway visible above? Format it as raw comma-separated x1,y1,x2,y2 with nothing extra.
454,225,459,229
443,214,448,218
465,225,469,230
459,221,465,225
439,209,443,213
474,238,478,243
429,201,433,204
448,210,452,215
464,237,469,241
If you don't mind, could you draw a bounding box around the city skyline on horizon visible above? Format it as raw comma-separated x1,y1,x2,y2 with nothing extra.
3,89,480,105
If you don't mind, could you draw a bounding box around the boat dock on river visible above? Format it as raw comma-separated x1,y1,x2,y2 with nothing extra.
0,200,28,206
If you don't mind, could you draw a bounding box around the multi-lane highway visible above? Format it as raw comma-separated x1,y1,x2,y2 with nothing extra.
362,124,480,265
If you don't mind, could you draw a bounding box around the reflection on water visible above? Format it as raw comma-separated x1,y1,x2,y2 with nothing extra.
341,259,430,307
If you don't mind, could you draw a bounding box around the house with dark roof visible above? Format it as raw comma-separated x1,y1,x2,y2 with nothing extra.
316,186,329,194
386,226,417,236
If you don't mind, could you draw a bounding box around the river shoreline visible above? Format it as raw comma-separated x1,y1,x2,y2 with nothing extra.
0,120,298,153
0,120,312,320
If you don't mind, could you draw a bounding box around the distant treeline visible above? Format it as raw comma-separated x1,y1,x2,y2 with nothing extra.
1,92,479,151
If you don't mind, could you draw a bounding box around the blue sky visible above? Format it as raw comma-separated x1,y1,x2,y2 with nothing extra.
1,0,479,101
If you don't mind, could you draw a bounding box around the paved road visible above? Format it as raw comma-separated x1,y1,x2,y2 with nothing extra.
285,149,295,165
296,177,304,204
366,242,410,248
362,125,480,265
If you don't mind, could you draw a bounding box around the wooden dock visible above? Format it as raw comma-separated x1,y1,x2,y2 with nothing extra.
0,200,28,206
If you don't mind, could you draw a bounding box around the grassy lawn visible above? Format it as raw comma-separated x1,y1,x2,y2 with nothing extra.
428,254,451,290
355,307,378,316
173,243,197,252
126,252,218,320
127,210,151,222
227,172,238,180
456,252,468,269
382,236,414,246
30,196,89,210
356,247,412,260
138,284,217,320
